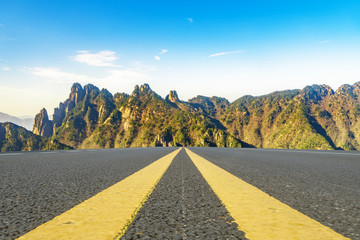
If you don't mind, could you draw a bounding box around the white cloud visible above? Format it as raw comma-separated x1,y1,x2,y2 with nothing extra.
23,66,152,93
187,18,193,23
153,49,168,61
159,49,168,55
209,50,244,58
73,50,121,67
1,66,10,71
318,40,330,45
23,67,94,84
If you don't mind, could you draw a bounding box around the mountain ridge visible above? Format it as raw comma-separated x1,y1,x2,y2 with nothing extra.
0,122,71,152
33,81,360,151
2,81,360,152
0,112,34,130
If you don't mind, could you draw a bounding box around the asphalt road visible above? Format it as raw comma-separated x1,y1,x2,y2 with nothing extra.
1,147,359,239
189,147,360,240
122,149,247,240
0,147,176,240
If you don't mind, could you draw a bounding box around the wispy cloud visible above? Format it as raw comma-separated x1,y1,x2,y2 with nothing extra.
159,49,168,55
209,50,244,58
73,50,121,67
23,67,93,84
1,66,10,71
23,66,151,89
187,18,193,23
154,49,168,61
318,40,330,45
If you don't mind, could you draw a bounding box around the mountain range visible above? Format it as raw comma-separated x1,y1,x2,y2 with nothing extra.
0,112,34,130
0,122,70,152
1,82,360,152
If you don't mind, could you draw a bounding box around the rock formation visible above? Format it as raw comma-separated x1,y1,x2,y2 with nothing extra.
165,90,180,103
33,108,53,138
23,81,360,151
1,122,70,152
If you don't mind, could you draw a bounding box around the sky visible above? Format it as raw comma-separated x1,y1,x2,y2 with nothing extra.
1,0,360,117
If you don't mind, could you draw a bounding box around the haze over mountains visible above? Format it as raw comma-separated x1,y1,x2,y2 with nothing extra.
1,82,360,152
0,113,34,130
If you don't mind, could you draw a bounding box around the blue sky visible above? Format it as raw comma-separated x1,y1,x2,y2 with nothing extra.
1,0,360,117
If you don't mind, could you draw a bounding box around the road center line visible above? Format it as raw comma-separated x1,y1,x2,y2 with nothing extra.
0,153,24,156
17,148,181,240
180,154,187,240
185,148,350,240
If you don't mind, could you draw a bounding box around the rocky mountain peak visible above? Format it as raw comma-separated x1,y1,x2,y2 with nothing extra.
71,82,82,92
33,108,53,138
114,92,129,102
70,83,85,104
40,108,48,117
100,88,113,98
140,83,151,92
131,84,157,99
132,85,140,97
166,90,180,103
84,84,99,95
352,81,360,96
299,84,334,102
335,84,354,96
353,81,360,88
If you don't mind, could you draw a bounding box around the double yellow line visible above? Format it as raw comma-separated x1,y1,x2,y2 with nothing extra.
18,148,349,240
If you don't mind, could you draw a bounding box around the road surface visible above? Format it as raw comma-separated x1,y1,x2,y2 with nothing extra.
0,147,358,239
0,148,175,239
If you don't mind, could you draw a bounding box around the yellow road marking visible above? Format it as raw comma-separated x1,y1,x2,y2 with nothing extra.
185,148,350,240
18,148,181,240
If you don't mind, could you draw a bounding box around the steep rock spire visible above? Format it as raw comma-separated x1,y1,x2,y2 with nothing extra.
166,90,180,103
33,108,53,138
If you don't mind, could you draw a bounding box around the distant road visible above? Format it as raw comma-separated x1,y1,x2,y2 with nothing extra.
1,147,359,239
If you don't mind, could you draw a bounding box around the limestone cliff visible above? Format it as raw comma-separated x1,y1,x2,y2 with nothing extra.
33,108,53,138
165,91,180,103
25,81,360,151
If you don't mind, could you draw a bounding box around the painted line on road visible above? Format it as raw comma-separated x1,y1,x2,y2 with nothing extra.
17,148,181,240
0,153,24,156
40,151,56,154
250,148,360,156
185,148,350,240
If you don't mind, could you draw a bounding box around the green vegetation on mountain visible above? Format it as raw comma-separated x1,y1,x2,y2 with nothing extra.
219,83,360,150
0,122,71,152
0,112,34,130
3,81,360,152
33,81,360,150
47,83,240,149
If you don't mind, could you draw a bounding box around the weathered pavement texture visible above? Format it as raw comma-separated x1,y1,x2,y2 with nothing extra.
0,148,175,240
1,147,358,239
122,148,247,240
189,147,360,240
